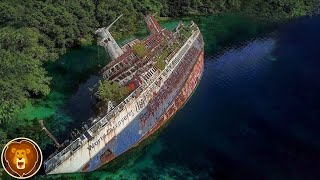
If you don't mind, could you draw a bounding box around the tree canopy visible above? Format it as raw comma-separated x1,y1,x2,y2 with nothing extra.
164,0,317,19
133,42,148,58
96,80,128,104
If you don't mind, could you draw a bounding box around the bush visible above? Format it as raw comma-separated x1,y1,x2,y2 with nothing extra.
132,42,147,58
96,80,128,103
155,56,166,70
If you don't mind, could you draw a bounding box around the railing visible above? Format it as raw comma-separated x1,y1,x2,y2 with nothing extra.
44,25,200,173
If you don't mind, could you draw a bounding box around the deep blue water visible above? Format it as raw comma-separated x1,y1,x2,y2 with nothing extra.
104,16,320,180
152,16,320,179
40,16,320,179
154,16,320,179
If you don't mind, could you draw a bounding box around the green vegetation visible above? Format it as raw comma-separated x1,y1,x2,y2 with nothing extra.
164,0,317,20
0,0,317,175
177,24,193,43
155,39,170,71
96,80,128,104
79,34,94,47
156,55,166,70
156,27,189,71
133,43,148,58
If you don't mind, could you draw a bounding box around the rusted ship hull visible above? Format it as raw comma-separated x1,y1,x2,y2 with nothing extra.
82,49,204,172
141,51,204,142
44,21,204,174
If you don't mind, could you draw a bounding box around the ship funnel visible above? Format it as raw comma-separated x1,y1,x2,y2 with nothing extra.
95,14,124,60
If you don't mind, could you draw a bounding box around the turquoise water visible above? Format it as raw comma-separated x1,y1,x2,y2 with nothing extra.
31,15,320,179
17,46,108,150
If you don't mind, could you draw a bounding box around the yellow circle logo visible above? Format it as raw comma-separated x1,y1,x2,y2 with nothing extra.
1,137,43,179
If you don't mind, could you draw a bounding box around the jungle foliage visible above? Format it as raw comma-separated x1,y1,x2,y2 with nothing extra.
0,0,317,157
163,0,317,19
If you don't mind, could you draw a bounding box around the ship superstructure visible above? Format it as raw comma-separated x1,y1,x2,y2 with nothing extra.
44,14,204,174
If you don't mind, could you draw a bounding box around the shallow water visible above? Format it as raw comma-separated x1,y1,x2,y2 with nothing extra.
36,15,320,179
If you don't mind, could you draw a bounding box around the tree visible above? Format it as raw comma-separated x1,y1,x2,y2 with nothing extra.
96,80,128,103
0,27,50,62
155,57,166,70
0,50,51,122
133,42,147,58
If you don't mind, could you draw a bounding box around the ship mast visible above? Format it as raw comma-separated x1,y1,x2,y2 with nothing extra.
95,14,124,60
39,120,61,148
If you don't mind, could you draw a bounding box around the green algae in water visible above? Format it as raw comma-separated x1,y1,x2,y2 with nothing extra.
160,20,180,31
196,13,266,54
17,46,108,148
18,103,56,121
18,92,66,121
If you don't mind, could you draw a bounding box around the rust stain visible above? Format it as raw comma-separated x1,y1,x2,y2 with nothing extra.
140,50,204,141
